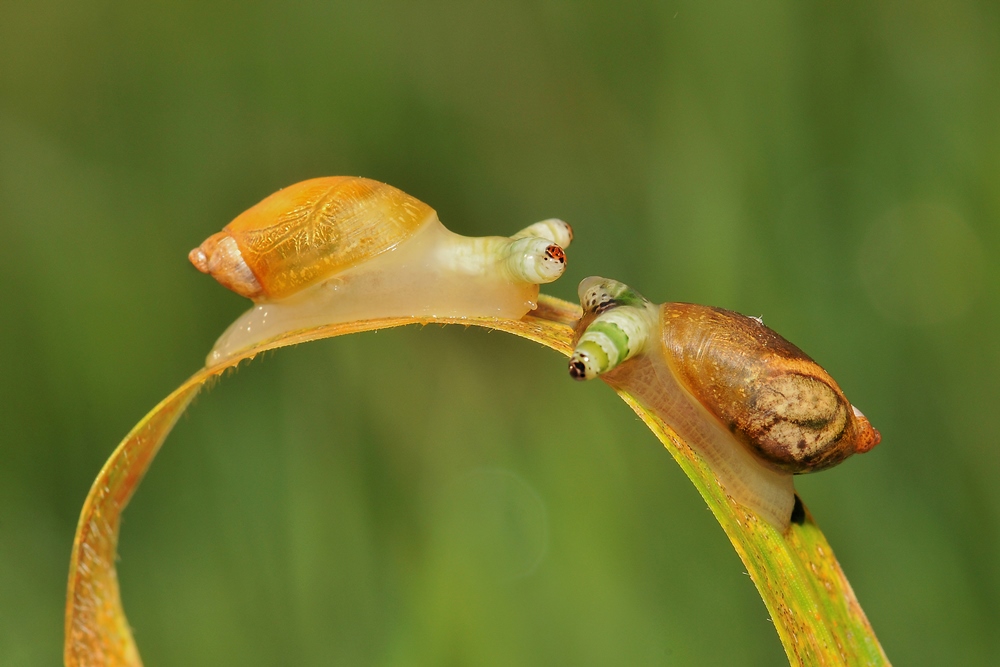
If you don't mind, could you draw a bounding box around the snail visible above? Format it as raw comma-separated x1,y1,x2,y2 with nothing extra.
568,277,881,530
190,177,573,365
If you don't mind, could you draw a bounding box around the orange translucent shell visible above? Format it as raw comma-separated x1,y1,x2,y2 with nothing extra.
223,177,434,301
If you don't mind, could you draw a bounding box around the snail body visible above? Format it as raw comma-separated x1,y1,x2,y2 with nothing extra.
190,177,572,365
570,277,880,530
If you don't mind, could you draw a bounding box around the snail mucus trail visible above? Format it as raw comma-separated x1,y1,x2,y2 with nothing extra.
569,277,881,530
190,177,573,365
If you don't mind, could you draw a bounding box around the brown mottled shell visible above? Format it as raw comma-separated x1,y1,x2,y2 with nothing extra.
660,303,880,474
194,177,434,301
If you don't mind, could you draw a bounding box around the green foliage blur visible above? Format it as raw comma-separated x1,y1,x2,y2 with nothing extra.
2,0,998,664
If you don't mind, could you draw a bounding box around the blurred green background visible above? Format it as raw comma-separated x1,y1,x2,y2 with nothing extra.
1,0,998,664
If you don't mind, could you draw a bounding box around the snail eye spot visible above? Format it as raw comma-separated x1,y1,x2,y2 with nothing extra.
594,298,617,314
545,245,566,263
790,494,806,525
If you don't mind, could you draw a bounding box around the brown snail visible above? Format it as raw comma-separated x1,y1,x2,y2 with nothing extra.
569,277,881,529
190,176,573,365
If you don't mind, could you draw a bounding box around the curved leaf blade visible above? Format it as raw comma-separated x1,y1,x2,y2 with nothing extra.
64,295,887,666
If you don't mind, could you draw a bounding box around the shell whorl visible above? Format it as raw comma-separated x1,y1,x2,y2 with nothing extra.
188,233,263,299
192,177,434,301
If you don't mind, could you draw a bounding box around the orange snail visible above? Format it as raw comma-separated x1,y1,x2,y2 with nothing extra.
189,177,572,365
568,277,881,530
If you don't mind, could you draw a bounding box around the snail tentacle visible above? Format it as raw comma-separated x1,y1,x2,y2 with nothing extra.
570,277,658,380
578,276,648,313
510,218,574,249
501,236,567,284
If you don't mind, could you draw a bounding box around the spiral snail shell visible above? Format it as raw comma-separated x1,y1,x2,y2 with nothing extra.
569,277,881,529
190,177,572,365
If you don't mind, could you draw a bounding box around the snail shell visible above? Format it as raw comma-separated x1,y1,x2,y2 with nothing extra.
190,177,572,365
660,303,880,475
189,177,433,301
570,277,881,530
